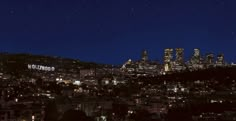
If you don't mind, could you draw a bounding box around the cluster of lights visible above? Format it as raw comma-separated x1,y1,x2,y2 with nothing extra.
73,80,81,86
210,100,223,103
56,78,63,81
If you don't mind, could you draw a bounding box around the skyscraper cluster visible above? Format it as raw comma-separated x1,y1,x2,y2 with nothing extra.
164,48,227,72
164,48,185,72
122,48,229,75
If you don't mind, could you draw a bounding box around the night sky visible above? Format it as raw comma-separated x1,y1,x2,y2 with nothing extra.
0,0,236,64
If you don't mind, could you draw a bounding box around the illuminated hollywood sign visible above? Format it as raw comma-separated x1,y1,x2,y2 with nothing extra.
28,64,55,71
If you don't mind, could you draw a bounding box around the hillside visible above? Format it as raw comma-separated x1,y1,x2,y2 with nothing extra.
0,52,102,75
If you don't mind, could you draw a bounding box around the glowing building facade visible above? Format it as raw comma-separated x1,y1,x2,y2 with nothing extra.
175,48,184,65
191,48,201,64
164,48,173,72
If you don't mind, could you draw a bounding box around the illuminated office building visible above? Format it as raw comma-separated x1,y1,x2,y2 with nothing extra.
141,50,148,62
175,48,184,65
191,48,201,64
164,48,173,63
188,48,205,70
194,48,200,57
205,53,214,65
164,48,173,72
216,54,224,66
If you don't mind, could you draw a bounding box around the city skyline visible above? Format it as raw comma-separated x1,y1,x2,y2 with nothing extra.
0,47,235,62
0,48,232,66
0,48,233,65
1,0,236,121
0,0,236,64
